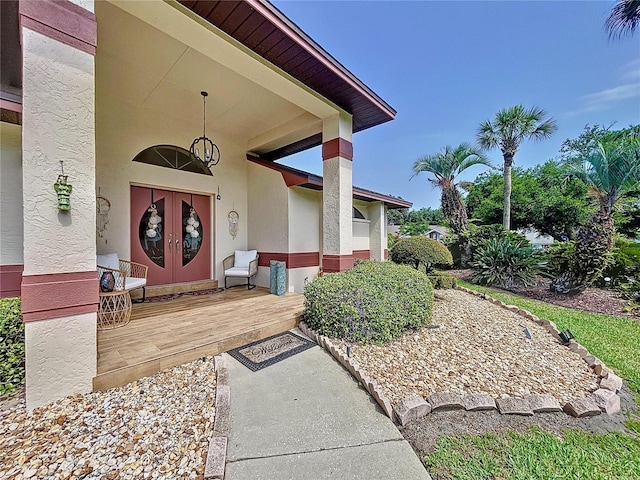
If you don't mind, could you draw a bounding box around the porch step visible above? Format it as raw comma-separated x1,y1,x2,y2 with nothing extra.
93,313,300,392
130,279,219,300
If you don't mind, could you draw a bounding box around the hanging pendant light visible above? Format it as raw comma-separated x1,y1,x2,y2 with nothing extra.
190,91,220,171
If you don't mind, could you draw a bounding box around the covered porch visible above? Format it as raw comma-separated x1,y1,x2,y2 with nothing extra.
94,287,304,391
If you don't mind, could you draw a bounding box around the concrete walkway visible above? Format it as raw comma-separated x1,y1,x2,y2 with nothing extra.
224,334,431,480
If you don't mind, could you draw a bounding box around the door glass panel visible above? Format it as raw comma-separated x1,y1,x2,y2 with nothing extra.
182,200,203,266
139,199,165,267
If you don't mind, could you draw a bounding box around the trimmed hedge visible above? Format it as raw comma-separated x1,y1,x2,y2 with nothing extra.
390,236,453,273
303,261,433,344
427,273,457,289
0,297,24,396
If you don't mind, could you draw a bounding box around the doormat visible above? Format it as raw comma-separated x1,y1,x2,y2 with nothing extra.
144,288,225,303
228,331,316,371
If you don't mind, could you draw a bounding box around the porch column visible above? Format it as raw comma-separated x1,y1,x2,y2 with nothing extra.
19,0,98,410
322,113,353,273
369,202,386,261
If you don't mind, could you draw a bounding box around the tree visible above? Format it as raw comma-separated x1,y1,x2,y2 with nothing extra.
466,161,591,241
552,130,640,293
411,143,491,235
606,0,640,38
477,105,557,230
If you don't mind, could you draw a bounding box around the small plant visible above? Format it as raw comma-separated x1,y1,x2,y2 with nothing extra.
303,261,433,344
445,224,528,267
0,297,24,396
470,237,545,289
427,272,457,289
390,236,453,273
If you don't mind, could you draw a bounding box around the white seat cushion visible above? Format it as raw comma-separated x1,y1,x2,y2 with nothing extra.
234,250,257,268
97,253,120,270
125,277,146,290
225,267,250,277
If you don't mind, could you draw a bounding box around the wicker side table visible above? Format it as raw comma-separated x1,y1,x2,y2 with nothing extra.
98,290,132,330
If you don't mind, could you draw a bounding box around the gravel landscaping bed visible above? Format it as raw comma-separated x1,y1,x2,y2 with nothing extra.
331,289,599,408
0,357,217,480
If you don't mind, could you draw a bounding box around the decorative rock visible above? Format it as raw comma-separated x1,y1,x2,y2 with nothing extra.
526,394,562,413
393,394,431,426
463,393,496,411
427,391,465,411
591,388,621,415
204,437,227,480
600,372,623,393
595,363,614,378
496,397,534,416
563,397,601,417
582,354,597,365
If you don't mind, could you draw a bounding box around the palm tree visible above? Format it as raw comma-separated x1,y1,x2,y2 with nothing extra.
552,131,640,294
606,0,640,38
411,143,491,235
477,105,557,230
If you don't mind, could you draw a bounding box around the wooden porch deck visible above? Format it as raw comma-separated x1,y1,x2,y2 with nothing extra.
94,287,304,391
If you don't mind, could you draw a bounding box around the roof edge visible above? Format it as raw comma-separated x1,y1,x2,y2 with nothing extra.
248,155,412,209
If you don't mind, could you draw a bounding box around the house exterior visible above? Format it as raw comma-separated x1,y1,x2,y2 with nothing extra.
0,0,407,409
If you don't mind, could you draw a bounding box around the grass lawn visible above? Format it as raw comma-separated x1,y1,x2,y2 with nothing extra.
422,281,640,480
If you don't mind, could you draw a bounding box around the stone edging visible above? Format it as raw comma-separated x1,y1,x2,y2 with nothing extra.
204,355,229,480
299,285,624,427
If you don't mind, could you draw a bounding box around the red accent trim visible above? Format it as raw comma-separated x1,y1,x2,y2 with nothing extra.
19,0,97,55
322,254,354,273
322,138,353,161
384,249,389,260
0,264,24,298
258,252,320,269
247,156,412,208
0,99,22,114
21,271,99,322
353,250,370,260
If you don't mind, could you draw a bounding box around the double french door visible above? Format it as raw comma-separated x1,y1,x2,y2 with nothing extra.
131,186,211,286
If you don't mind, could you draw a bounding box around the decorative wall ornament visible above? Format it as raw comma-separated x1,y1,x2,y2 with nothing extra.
228,210,239,239
96,191,111,238
53,161,72,211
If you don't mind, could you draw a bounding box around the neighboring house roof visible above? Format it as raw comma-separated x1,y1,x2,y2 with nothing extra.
518,229,554,246
248,156,412,209
426,225,449,236
180,0,396,160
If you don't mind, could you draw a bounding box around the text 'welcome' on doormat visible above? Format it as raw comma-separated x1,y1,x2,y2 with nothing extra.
228,331,316,371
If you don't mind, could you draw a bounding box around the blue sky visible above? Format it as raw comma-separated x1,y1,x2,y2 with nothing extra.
274,1,640,210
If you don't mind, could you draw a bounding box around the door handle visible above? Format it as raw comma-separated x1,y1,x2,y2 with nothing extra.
168,233,172,252
175,239,180,252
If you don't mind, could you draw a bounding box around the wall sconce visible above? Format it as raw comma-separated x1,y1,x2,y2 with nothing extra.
53,161,72,211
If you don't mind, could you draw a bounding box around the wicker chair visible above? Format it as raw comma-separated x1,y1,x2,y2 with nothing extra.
223,250,259,290
97,253,148,302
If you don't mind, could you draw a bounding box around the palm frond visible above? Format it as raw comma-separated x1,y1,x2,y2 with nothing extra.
606,0,640,39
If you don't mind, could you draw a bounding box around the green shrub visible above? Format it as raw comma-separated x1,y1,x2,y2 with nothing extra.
540,241,574,278
0,297,24,396
427,273,457,289
445,224,529,267
603,237,640,284
303,261,434,344
470,237,546,289
390,236,453,273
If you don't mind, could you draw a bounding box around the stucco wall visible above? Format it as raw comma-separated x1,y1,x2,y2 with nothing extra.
22,29,96,275
0,122,23,265
25,313,96,411
352,219,370,251
288,187,321,253
247,162,289,288
95,94,249,284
